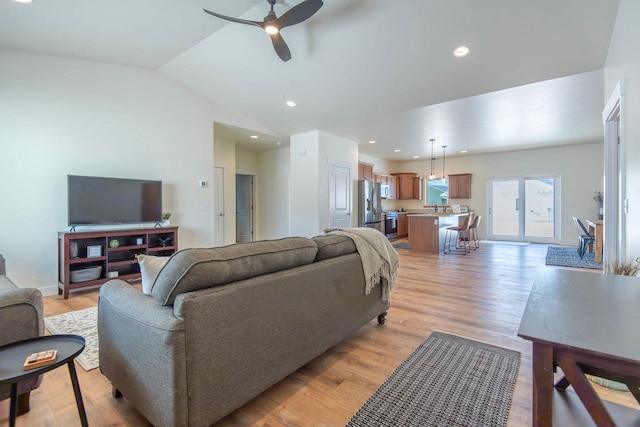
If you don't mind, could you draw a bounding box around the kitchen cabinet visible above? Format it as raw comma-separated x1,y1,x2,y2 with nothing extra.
413,176,423,200
448,173,472,199
388,176,398,200
397,213,408,238
408,215,439,254
374,174,398,200
391,173,423,200
358,162,374,181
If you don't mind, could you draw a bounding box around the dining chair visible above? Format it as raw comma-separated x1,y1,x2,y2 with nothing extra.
572,216,595,258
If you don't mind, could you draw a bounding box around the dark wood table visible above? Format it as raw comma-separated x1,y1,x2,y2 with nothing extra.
0,334,87,427
518,268,640,426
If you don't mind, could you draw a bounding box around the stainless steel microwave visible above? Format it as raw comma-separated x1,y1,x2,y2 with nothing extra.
380,184,390,199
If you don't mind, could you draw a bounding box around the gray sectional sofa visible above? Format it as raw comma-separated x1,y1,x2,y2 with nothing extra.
98,233,396,427
0,254,44,415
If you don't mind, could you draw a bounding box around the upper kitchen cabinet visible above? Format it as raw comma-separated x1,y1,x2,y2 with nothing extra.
358,162,374,181
391,173,423,200
448,173,472,199
374,173,398,200
388,176,398,200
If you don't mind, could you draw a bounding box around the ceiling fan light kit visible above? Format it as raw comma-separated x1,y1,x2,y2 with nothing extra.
203,0,324,62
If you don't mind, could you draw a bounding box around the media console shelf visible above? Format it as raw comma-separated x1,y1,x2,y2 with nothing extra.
58,227,178,299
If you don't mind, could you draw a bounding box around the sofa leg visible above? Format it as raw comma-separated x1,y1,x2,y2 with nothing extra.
112,386,122,398
377,311,388,325
16,392,31,416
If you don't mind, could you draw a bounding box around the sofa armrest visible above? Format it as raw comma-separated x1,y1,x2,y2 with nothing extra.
0,287,44,347
99,279,181,330
0,284,45,401
98,280,188,427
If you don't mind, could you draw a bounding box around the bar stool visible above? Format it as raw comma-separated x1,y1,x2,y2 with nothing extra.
468,215,481,250
444,215,471,254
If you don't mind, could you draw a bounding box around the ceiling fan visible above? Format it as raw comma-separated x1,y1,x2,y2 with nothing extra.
203,0,323,62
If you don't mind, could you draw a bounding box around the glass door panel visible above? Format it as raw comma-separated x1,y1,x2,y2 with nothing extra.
490,179,520,238
488,176,558,242
524,178,555,238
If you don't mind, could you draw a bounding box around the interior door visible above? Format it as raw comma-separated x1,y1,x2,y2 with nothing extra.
329,161,351,228
235,174,253,242
213,167,225,246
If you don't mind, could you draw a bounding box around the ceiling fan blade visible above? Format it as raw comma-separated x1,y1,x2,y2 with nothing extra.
275,0,323,29
269,32,292,62
203,8,263,29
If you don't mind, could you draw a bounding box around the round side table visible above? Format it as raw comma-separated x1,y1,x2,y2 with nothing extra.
0,334,87,427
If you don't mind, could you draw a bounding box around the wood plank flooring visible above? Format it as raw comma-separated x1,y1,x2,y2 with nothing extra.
1,241,636,426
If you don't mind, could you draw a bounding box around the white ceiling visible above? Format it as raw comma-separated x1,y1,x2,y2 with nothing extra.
0,0,619,161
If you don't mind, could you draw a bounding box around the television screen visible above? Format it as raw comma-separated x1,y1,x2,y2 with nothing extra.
68,175,162,226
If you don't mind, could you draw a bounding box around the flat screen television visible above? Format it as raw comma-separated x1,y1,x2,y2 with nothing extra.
68,175,162,227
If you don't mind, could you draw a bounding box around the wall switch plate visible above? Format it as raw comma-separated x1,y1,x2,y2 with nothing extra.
198,180,207,187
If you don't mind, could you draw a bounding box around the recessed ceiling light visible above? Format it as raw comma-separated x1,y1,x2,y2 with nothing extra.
454,46,470,57
286,100,296,107
368,140,376,144
12,0,33,3
412,156,419,159
250,135,258,139
276,142,282,145
460,150,468,153
394,149,401,152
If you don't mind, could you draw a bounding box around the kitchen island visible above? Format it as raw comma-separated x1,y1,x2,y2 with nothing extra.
408,213,469,254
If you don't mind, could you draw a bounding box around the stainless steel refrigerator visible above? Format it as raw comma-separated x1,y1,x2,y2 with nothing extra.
358,180,382,232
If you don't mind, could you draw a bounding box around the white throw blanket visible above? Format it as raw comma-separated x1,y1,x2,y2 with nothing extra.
323,227,400,301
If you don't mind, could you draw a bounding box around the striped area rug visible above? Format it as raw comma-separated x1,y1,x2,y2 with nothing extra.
346,331,520,427
545,245,602,269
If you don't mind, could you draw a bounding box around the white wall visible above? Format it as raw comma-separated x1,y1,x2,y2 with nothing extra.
605,0,640,258
0,49,258,293
361,142,604,245
258,147,290,239
289,131,321,237
289,131,358,237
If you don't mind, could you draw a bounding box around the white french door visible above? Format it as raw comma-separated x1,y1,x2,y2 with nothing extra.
488,176,559,243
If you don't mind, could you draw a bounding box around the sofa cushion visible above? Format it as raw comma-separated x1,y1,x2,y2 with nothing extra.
138,255,170,295
151,237,318,306
312,235,357,262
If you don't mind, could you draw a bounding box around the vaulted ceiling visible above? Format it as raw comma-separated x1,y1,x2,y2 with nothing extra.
0,0,620,160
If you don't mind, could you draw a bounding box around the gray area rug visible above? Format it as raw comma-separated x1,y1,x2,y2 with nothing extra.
44,306,98,371
346,331,521,427
392,242,411,250
545,245,603,269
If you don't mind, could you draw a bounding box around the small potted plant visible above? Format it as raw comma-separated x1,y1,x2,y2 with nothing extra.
161,212,172,227
594,191,603,219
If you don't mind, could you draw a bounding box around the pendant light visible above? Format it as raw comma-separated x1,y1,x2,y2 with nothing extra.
429,139,437,180
441,145,447,183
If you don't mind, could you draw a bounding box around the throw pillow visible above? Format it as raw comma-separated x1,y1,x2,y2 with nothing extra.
138,254,170,295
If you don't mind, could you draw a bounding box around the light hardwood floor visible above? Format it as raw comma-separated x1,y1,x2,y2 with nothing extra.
1,241,636,426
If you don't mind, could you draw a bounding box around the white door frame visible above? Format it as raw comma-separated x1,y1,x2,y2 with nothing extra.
213,166,226,246
236,168,259,241
602,80,625,262
328,158,353,229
